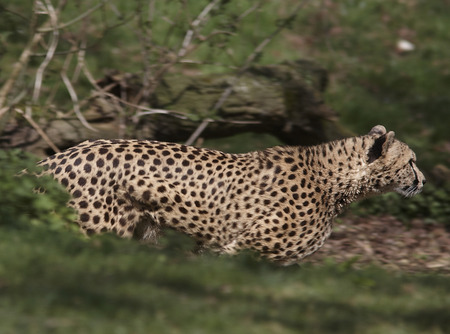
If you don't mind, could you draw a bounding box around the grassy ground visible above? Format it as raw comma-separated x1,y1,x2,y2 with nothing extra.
1,226,449,334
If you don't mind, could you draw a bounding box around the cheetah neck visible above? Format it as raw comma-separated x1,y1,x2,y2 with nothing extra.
300,136,376,215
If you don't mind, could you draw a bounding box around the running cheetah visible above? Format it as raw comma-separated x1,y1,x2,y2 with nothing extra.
38,125,425,265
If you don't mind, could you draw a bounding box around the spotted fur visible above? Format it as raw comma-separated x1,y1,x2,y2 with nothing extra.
38,125,425,265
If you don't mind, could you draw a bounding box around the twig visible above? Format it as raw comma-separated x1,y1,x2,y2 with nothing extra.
217,119,261,125
15,108,60,153
212,0,309,113
141,0,223,100
0,29,43,113
185,118,212,146
98,92,189,120
80,60,100,89
178,0,222,58
60,53,97,132
37,1,106,32
72,36,87,82
183,0,308,143
238,2,262,20
135,0,156,104
32,0,59,106
177,59,238,69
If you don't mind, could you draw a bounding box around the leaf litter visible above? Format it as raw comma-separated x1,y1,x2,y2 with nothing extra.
307,215,450,274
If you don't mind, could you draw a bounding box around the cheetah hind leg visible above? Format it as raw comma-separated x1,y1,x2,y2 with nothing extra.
192,240,239,256
192,241,208,254
219,240,240,255
132,214,162,245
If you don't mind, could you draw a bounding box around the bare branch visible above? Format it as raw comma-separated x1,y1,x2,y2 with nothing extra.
60,53,98,132
98,92,189,120
72,36,87,83
212,0,310,113
37,1,106,32
135,0,156,103
15,108,60,153
238,2,263,21
178,0,222,58
0,30,43,112
32,0,59,106
185,118,212,146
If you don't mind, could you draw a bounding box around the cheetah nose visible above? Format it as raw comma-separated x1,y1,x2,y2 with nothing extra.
422,179,426,186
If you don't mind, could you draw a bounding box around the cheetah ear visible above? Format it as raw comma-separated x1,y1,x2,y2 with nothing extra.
368,125,387,136
368,131,395,163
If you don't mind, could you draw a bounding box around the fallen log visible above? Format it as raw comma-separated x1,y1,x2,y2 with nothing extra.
0,60,347,156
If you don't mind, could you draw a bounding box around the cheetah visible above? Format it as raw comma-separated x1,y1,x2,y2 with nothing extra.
38,125,425,265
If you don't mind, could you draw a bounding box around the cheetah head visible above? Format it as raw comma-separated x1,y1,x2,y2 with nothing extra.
367,125,426,197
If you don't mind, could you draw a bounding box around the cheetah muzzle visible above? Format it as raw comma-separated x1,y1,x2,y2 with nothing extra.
38,125,425,265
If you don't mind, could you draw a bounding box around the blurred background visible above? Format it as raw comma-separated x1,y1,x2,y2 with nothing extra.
0,1,449,333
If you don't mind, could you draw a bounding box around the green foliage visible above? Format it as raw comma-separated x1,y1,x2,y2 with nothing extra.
350,183,450,225
292,1,450,144
0,149,76,230
0,224,449,334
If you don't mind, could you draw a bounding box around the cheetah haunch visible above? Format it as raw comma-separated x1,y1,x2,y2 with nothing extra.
39,125,425,265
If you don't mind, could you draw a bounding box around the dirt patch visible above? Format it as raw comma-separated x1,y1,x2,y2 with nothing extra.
307,215,450,274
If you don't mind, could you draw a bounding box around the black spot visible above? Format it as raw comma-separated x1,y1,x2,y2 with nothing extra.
80,213,90,222
97,159,105,168
60,178,68,187
142,191,150,201
72,190,82,198
119,217,127,226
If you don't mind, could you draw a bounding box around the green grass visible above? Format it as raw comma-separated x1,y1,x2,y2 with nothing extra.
0,226,449,334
